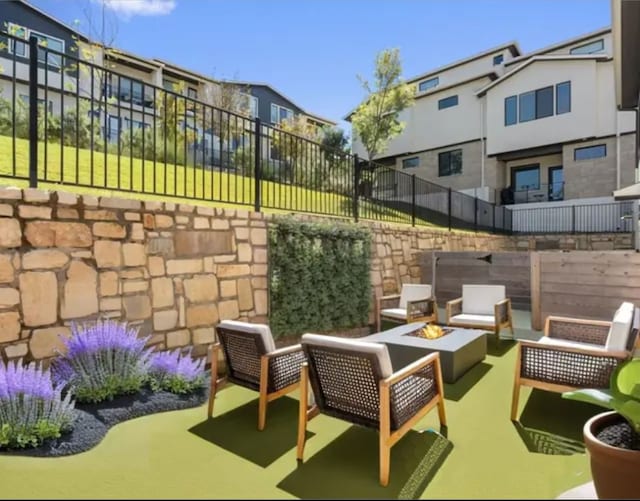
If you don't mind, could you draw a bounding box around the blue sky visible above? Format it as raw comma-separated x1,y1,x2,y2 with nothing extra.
30,0,611,132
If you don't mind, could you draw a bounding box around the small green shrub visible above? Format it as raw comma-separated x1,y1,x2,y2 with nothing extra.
268,216,372,338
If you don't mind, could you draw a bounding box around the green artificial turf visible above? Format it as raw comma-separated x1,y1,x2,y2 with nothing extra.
0,311,599,499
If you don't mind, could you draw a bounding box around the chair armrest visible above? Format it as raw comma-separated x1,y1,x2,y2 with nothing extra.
517,340,629,389
406,297,437,321
544,316,611,346
264,345,305,392
446,298,462,322
495,298,511,324
378,294,401,312
383,352,440,386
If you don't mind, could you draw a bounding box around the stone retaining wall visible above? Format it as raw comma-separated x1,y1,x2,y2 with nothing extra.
0,186,630,362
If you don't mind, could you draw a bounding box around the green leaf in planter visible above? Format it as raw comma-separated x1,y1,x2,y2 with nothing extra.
611,359,640,400
562,388,615,408
616,399,640,434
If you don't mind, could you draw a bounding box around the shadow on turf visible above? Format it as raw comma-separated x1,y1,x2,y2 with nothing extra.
443,361,492,401
513,389,602,455
188,396,313,468
278,426,452,499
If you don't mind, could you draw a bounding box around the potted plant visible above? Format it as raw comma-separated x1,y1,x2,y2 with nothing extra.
562,358,640,499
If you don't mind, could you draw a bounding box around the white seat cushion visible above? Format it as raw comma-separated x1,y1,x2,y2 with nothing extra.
302,333,393,378
217,319,276,353
380,308,407,321
605,302,635,351
449,313,496,327
538,336,608,353
399,284,432,309
462,285,505,315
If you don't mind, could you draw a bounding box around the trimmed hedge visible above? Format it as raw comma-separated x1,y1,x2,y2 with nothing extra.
268,217,372,338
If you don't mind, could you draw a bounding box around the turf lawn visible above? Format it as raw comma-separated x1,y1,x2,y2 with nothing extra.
0,135,436,227
0,310,599,500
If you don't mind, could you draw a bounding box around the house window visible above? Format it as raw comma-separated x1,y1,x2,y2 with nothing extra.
504,96,517,126
187,87,198,99
402,157,419,169
569,39,604,55
418,76,439,92
438,149,462,177
244,94,258,118
19,94,53,113
8,25,64,68
7,23,27,57
574,144,606,161
438,95,458,110
107,115,120,142
163,79,176,92
535,86,553,119
511,165,540,191
493,54,504,65
270,103,293,124
519,91,535,122
556,81,571,114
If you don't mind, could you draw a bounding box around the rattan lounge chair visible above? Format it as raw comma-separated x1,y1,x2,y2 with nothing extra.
377,283,438,332
511,302,639,421
446,284,513,341
208,320,306,430
296,333,447,487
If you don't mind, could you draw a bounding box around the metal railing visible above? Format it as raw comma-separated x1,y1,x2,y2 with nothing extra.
500,182,565,204
0,32,632,236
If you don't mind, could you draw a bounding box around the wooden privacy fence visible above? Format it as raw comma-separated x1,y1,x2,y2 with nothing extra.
531,250,640,330
420,251,531,311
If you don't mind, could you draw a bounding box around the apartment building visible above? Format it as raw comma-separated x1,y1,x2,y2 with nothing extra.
348,28,636,208
0,0,334,162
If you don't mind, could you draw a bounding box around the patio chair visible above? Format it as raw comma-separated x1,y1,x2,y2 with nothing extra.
376,283,438,332
296,333,447,487
510,302,639,421
446,284,513,341
208,320,306,430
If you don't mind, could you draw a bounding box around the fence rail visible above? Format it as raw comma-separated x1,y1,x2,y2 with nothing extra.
0,33,633,236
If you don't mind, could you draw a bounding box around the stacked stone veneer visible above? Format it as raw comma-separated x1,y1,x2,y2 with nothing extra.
0,186,631,362
0,187,268,363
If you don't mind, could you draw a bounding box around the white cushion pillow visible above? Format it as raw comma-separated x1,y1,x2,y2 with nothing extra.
302,333,393,378
217,319,276,353
605,302,635,351
462,285,505,315
399,284,432,309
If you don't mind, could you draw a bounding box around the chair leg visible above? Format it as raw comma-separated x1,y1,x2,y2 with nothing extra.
379,439,391,487
379,382,391,487
258,356,269,431
297,364,309,461
207,345,219,418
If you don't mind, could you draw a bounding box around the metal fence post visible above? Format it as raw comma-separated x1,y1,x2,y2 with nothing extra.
474,196,478,232
253,117,261,213
411,174,416,227
492,205,496,233
571,205,576,234
353,154,360,222
447,187,452,231
28,36,39,188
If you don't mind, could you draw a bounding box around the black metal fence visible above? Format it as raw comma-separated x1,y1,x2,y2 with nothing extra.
0,33,633,236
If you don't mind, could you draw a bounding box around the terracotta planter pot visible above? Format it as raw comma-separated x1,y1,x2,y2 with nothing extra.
584,411,640,500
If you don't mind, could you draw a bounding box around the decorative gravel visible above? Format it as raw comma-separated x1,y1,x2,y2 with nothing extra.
0,386,208,458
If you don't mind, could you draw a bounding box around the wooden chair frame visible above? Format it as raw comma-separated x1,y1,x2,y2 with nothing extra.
296,352,447,487
376,293,439,332
510,315,635,421
208,342,303,430
446,296,514,341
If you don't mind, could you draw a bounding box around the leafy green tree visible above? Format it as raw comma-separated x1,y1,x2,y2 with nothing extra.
351,48,414,165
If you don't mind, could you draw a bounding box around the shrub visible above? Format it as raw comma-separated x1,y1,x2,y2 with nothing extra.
0,360,75,449
51,320,152,403
148,349,206,395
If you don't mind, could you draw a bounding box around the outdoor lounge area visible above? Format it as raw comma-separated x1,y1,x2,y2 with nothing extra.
0,309,603,500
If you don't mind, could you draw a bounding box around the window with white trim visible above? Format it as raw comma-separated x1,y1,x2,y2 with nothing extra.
8,24,65,68
270,103,293,124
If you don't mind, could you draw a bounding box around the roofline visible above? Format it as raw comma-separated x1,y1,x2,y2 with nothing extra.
152,59,218,85
475,54,610,97
226,80,336,125
103,46,163,71
405,41,521,85
16,0,89,41
505,26,611,67
343,71,499,121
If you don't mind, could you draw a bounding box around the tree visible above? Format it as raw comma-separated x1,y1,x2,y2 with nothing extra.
350,48,414,165
321,127,349,156
271,115,323,185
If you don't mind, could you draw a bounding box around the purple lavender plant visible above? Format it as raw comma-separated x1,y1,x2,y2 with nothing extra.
149,349,205,395
51,320,152,403
0,360,75,449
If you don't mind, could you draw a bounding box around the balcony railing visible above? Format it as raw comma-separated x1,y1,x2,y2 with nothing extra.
500,182,564,205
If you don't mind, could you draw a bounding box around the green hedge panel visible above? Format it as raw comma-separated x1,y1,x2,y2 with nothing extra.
268,217,372,338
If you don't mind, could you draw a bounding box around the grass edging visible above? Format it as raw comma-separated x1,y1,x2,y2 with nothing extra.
0,385,208,458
